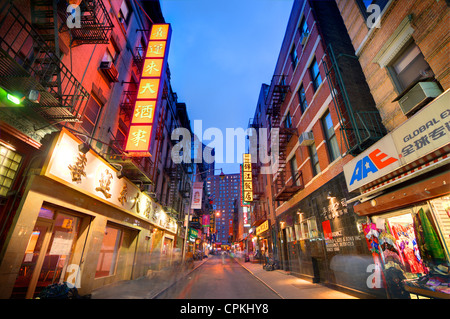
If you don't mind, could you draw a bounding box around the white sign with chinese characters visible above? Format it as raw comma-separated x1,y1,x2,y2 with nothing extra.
43,129,177,234
344,89,450,191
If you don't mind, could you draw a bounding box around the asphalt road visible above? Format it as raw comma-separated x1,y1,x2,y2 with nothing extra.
155,254,281,299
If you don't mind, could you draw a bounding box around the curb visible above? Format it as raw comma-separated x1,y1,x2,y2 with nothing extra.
233,257,285,299
149,258,209,299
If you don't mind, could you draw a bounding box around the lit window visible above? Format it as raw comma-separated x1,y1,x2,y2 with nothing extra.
0,144,22,197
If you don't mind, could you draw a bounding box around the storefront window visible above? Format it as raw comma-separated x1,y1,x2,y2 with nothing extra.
95,225,123,278
368,204,449,298
295,217,319,240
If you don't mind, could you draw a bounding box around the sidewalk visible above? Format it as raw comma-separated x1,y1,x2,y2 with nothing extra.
91,258,208,299
234,256,358,299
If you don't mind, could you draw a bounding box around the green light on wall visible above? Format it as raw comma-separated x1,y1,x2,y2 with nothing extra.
6,94,21,105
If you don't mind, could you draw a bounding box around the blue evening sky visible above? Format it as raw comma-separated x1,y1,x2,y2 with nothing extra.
160,0,294,174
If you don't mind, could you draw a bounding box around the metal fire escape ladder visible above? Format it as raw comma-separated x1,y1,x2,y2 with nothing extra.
322,44,386,156
265,75,302,202
0,1,89,122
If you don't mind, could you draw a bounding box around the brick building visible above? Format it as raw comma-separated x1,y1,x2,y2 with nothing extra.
250,0,387,298
0,0,194,298
337,0,450,299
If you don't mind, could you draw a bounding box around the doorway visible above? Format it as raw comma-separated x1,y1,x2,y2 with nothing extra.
11,206,82,299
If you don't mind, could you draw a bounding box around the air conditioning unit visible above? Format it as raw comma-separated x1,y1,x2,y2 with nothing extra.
398,81,442,115
299,131,314,146
99,61,119,82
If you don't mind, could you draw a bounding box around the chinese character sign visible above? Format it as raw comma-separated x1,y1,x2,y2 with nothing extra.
242,153,253,202
125,23,171,154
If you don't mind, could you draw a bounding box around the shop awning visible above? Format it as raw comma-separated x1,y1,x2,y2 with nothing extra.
348,146,450,204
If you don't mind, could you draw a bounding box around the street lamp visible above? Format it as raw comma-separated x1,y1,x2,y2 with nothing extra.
182,167,225,263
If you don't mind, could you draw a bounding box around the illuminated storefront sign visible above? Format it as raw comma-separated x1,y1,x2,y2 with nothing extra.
125,23,171,156
344,90,450,192
43,129,177,233
242,153,253,202
256,220,269,236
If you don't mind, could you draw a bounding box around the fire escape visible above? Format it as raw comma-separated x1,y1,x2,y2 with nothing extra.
265,75,303,202
56,0,113,46
0,1,91,124
322,44,386,156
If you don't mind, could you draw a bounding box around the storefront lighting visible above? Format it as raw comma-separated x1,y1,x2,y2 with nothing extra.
78,142,90,154
327,192,336,200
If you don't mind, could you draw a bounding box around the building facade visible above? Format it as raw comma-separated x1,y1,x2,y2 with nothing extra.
337,0,450,299
250,0,388,298
206,173,240,248
0,0,195,299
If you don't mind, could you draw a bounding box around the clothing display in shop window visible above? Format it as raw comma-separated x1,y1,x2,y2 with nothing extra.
363,223,380,254
413,208,446,264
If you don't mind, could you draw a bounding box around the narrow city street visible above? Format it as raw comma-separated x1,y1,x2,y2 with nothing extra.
155,255,281,299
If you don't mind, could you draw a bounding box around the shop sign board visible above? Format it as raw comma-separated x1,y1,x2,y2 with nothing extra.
43,129,177,234
256,220,269,236
344,90,450,192
242,153,253,202
191,182,203,209
125,24,171,156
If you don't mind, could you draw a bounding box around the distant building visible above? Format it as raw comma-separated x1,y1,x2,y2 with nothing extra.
206,173,240,246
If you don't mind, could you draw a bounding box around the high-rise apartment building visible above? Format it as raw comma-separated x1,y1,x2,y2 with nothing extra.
206,173,240,246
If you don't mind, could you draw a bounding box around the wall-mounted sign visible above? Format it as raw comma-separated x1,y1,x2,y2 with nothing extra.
125,23,171,156
242,153,253,202
256,220,269,236
191,182,203,210
344,90,450,192
43,129,177,233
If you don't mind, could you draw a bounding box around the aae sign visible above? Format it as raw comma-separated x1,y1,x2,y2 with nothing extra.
344,134,400,192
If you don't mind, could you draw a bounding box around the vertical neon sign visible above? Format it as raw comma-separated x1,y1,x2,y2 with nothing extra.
125,24,171,155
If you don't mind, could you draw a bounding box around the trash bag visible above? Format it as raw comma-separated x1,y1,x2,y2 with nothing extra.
37,282,80,299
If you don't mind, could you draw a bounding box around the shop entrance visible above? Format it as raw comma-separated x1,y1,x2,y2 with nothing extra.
11,206,82,299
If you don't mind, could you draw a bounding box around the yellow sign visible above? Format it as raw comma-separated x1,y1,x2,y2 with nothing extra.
125,125,152,152
131,100,156,124
242,153,253,201
142,59,163,78
125,23,171,156
256,220,269,236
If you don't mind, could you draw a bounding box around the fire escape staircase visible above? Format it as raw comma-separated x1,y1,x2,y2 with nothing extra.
322,44,386,156
0,1,89,123
265,75,303,202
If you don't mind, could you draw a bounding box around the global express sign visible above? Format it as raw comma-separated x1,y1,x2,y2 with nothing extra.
344,90,450,192
125,24,171,156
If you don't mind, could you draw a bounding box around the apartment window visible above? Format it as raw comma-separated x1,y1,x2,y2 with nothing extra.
96,225,123,278
389,42,434,92
298,84,308,113
309,142,320,176
284,112,292,129
322,111,340,162
290,45,299,68
118,0,132,29
289,155,300,186
0,144,22,197
309,57,322,91
299,17,309,45
81,95,102,135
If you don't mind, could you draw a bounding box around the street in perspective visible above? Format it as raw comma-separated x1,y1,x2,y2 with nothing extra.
0,0,449,313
